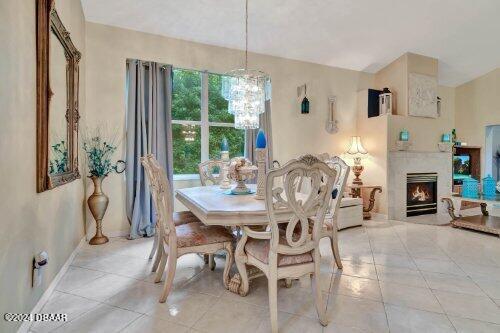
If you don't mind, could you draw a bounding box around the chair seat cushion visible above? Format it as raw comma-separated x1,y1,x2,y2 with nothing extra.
173,211,200,226
245,235,313,267
175,222,234,248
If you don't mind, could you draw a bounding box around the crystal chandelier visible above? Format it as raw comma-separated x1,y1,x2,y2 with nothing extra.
222,0,271,129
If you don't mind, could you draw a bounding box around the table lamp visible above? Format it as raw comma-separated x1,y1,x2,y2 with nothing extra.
346,136,368,185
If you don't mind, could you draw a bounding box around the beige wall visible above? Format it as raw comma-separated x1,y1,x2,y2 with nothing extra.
374,52,439,118
388,86,455,152
355,92,389,213
374,54,408,116
85,22,374,235
455,68,500,177
361,53,453,214
0,1,86,332
380,53,454,153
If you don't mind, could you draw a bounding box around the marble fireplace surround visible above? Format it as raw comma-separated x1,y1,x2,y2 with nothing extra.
388,151,453,221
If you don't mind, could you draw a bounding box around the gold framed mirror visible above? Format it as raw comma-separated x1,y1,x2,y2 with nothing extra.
36,0,81,192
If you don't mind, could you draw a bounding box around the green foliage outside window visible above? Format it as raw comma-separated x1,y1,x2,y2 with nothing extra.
172,69,245,175
172,69,201,121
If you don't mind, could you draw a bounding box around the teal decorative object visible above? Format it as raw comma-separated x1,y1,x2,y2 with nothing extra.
482,175,496,197
301,96,310,114
400,129,409,141
441,133,451,142
301,84,309,114
462,177,479,198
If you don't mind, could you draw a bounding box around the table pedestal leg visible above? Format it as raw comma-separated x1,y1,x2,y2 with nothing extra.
228,267,265,296
363,188,382,220
441,198,462,222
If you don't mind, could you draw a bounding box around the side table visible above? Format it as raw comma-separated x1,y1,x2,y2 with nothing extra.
346,185,382,220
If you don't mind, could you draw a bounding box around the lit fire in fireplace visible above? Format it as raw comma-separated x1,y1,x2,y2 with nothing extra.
411,186,430,202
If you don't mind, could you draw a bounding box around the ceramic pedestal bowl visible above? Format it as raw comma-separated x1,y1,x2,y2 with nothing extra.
228,157,257,195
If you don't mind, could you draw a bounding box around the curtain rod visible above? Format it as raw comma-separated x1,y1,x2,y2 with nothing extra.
126,59,170,69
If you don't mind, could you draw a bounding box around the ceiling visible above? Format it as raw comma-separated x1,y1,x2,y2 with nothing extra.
81,0,500,86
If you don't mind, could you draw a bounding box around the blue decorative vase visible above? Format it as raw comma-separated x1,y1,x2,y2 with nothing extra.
482,175,496,197
462,177,479,198
441,133,451,142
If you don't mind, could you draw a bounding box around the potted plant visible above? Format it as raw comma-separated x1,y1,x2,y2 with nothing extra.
82,129,125,245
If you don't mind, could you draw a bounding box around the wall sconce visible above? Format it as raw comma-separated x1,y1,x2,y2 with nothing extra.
297,84,309,114
325,96,339,134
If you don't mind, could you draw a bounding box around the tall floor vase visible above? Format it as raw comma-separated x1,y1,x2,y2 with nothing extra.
88,176,109,245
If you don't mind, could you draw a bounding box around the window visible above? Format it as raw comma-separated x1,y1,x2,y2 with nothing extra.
172,69,245,175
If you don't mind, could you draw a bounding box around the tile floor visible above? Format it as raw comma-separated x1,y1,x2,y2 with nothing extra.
30,218,500,332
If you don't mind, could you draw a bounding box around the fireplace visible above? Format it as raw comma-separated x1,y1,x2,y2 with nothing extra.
406,173,438,217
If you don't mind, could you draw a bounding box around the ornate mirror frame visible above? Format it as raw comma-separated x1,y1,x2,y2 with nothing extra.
36,0,81,192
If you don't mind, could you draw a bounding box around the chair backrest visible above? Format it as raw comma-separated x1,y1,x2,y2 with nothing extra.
198,160,224,186
265,154,338,259
144,154,177,243
323,156,350,219
140,156,161,228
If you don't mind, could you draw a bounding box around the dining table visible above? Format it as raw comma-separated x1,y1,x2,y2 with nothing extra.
175,183,293,296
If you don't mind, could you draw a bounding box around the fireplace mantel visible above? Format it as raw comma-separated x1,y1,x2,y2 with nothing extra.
388,151,452,220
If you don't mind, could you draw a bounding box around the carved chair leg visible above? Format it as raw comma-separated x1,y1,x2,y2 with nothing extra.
312,252,328,326
159,251,177,303
268,270,279,333
223,243,234,289
151,234,162,272
209,254,216,271
154,247,167,283
203,254,209,264
149,232,158,260
331,226,343,269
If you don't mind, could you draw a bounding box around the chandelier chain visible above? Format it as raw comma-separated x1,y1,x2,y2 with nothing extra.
245,0,248,70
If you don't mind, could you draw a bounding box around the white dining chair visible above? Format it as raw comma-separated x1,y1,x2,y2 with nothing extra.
296,154,349,269
142,155,234,302
321,155,350,269
198,159,227,270
234,154,338,332
143,158,198,279
198,159,224,186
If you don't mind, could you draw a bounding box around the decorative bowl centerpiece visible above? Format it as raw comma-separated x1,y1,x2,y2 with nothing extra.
228,157,257,195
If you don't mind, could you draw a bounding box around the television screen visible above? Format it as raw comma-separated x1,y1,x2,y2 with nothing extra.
453,155,471,181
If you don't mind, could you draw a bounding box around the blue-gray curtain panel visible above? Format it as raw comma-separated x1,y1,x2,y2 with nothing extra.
125,60,173,239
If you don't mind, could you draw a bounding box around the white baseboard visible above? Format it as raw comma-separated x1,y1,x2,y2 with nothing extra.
17,237,86,333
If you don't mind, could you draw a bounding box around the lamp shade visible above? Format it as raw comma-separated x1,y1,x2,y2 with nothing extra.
346,136,368,155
